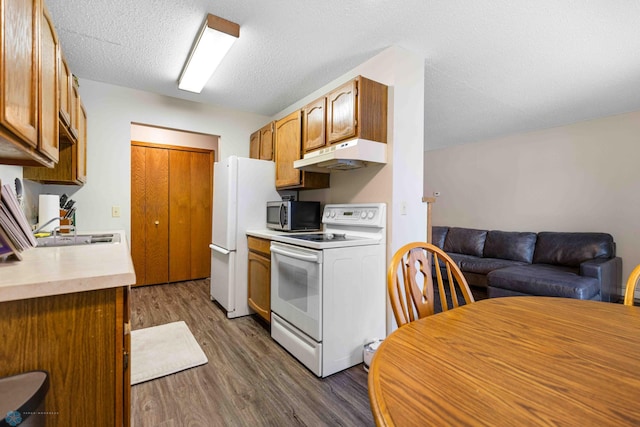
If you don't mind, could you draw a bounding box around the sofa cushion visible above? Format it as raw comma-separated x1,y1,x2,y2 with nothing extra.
487,264,600,300
483,230,537,263
431,226,449,249
459,257,527,275
445,253,478,267
443,227,487,257
533,232,616,267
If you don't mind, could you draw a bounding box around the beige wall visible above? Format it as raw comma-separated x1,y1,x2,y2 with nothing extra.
424,110,640,299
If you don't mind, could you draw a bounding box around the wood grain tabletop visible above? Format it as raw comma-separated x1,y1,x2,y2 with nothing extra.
368,297,640,426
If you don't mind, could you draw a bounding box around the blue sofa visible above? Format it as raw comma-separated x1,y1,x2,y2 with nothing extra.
432,226,622,302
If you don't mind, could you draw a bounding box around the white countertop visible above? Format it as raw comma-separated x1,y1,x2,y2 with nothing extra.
246,229,294,239
0,230,136,303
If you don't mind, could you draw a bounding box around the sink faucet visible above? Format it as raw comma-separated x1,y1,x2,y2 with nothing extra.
34,217,64,234
34,217,77,240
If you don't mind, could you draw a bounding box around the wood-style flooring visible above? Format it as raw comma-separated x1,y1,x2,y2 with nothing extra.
130,279,374,426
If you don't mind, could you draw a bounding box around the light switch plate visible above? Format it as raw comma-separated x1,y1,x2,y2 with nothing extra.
112,206,121,218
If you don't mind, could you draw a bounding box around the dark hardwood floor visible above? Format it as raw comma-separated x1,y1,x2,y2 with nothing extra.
130,279,374,426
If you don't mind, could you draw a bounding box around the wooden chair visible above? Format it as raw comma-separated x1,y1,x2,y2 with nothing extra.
624,264,640,306
387,242,474,327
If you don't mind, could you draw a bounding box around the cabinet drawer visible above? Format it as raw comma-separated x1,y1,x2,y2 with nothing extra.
248,236,271,256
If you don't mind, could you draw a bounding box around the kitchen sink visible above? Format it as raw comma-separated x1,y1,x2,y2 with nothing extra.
36,233,121,247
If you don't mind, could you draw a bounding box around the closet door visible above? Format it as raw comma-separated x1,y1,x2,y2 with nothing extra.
190,151,213,279
131,145,169,286
169,150,191,282
130,146,146,285
132,142,213,286
143,147,170,285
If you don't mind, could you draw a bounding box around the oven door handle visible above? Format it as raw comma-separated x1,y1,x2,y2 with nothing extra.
271,245,321,263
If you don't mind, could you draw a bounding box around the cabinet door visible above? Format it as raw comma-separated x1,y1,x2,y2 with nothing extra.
38,4,59,163
259,122,274,160
58,53,77,142
302,97,326,153
326,79,357,144
0,288,128,427
249,130,260,159
0,0,39,147
75,98,87,183
248,250,271,323
274,110,302,188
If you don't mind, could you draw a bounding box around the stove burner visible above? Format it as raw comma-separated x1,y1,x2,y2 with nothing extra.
289,233,349,242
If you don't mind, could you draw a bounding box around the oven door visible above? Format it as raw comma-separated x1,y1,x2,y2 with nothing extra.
270,242,322,341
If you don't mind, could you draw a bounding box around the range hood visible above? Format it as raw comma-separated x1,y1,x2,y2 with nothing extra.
293,139,387,172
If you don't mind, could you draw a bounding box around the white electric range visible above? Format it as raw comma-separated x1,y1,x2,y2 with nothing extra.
268,203,386,377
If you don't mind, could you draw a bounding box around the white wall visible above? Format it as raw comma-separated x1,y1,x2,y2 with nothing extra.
269,46,426,332
272,46,427,257
0,166,22,190
2,79,269,239
424,110,640,299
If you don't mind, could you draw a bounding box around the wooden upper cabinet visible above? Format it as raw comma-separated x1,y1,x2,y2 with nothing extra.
58,54,78,143
249,130,260,159
326,79,357,144
0,0,57,167
259,122,274,160
39,4,59,163
326,76,388,146
75,97,87,183
23,88,87,185
249,122,275,160
275,111,302,188
302,97,326,153
22,87,87,185
274,110,330,190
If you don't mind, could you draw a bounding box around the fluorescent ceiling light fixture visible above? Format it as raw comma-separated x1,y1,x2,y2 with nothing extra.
178,14,240,93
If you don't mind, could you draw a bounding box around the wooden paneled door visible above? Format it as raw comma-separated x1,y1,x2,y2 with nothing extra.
131,142,213,286
169,149,213,282
131,145,169,285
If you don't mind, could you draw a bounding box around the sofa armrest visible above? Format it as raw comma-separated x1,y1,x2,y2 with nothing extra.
580,257,622,303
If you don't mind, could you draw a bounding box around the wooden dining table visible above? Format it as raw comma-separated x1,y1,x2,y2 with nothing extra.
368,297,640,426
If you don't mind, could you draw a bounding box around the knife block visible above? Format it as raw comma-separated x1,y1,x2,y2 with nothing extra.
59,210,73,234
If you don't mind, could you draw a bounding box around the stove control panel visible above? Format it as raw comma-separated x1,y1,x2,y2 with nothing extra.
322,203,385,227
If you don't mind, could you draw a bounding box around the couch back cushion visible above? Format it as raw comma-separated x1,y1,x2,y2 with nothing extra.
443,227,487,257
532,232,616,267
483,230,537,263
431,226,449,249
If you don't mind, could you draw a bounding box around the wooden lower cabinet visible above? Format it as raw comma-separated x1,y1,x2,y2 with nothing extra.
0,287,131,427
247,236,271,323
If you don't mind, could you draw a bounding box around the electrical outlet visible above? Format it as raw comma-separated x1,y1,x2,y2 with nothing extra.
112,206,121,218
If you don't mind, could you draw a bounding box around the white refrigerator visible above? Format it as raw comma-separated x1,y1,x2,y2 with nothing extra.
210,155,280,318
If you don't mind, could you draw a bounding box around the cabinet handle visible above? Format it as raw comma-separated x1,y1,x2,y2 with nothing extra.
154,220,159,225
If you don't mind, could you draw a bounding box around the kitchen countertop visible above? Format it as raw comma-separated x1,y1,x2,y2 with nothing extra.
246,229,295,240
0,230,136,303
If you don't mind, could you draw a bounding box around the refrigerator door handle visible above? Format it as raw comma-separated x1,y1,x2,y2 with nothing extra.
209,244,231,255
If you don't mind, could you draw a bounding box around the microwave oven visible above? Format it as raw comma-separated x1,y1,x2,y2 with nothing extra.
266,201,321,231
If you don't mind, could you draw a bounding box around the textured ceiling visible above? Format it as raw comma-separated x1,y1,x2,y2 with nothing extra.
47,0,640,150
